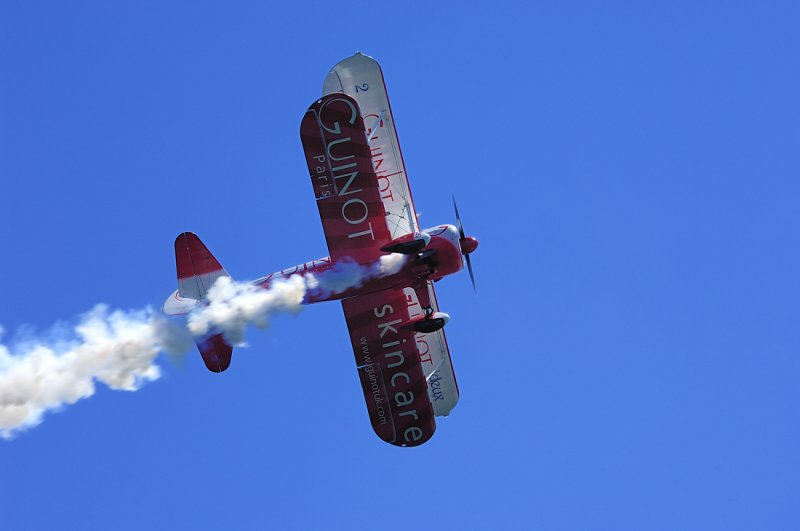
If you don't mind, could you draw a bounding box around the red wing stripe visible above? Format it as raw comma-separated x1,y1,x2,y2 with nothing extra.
341,289,436,447
300,94,392,265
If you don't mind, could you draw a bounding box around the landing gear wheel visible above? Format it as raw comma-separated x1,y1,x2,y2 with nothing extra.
414,317,447,334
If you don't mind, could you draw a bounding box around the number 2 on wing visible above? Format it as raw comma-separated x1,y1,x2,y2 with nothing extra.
355,83,369,92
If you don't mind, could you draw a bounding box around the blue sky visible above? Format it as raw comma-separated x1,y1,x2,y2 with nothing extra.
1,1,799,529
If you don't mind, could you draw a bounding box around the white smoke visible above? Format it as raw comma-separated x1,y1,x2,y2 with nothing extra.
378,253,407,276
0,305,192,439
187,255,408,344
0,253,408,439
187,275,307,345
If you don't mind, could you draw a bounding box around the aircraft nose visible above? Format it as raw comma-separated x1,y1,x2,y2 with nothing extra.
460,236,479,255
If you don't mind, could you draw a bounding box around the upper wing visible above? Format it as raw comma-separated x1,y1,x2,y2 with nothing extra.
323,53,419,239
300,94,393,264
341,288,436,447
404,282,460,416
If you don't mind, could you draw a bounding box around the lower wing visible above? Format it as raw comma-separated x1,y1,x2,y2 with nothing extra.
341,288,436,447
403,281,460,416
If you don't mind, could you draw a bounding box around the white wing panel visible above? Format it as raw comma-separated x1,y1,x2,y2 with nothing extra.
323,53,418,239
404,283,459,416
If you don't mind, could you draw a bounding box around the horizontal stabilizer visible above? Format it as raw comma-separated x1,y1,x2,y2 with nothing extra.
162,289,198,316
196,333,233,372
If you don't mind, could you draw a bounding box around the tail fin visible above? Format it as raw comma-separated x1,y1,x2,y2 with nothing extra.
168,232,234,372
175,232,231,299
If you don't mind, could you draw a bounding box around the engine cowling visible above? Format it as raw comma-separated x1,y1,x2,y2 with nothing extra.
380,231,431,255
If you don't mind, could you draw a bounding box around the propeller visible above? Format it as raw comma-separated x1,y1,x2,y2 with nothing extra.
453,195,478,293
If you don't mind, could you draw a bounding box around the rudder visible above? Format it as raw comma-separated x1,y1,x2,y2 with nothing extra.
175,232,231,299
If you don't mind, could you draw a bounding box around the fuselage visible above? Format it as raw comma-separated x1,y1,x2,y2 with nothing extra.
252,224,464,303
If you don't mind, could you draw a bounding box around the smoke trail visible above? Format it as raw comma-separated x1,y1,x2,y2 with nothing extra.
187,275,307,345
0,254,408,439
186,255,407,344
0,306,192,439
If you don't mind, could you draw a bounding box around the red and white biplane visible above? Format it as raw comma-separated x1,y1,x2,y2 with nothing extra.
163,53,478,447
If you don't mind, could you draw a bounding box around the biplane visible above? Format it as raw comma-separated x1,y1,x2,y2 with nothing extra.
163,53,478,446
